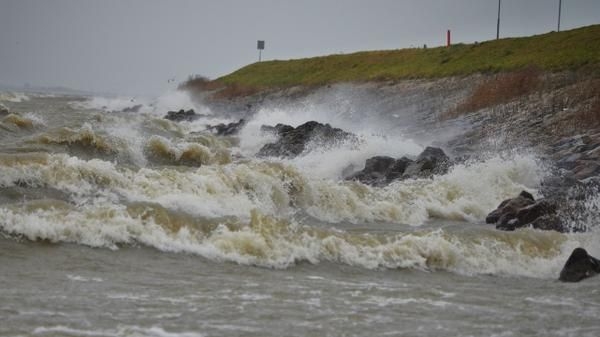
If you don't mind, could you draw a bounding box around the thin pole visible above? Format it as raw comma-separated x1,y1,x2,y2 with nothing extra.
259,50,262,62
558,0,562,32
496,0,501,40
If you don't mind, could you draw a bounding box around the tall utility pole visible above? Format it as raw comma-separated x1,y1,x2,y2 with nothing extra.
557,0,562,32
496,0,502,40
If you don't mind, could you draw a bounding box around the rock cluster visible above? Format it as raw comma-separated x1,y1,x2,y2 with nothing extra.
164,109,203,122
258,121,357,157
207,119,247,136
485,191,564,232
559,248,600,282
552,134,600,181
348,147,450,186
260,123,294,136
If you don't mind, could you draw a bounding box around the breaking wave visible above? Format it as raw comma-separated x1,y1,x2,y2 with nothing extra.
1,199,598,278
72,90,211,116
2,91,599,280
1,148,593,278
0,92,30,103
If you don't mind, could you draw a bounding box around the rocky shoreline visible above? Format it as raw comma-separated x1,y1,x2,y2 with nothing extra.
177,70,599,281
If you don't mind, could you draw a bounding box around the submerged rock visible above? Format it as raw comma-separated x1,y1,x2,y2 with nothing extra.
347,147,450,186
258,121,357,157
486,191,565,232
207,118,246,136
559,248,600,282
164,109,202,122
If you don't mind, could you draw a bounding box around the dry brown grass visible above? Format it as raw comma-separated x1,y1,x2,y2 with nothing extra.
443,67,542,119
549,79,600,135
211,83,261,100
178,74,261,100
178,75,223,92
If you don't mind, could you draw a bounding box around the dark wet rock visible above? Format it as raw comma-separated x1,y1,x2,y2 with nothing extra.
539,175,581,200
530,214,566,232
486,191,564,232
386,157,414,181
207,119,246,136
260,123,294,136
402,146,450,179
573,160,600,180
486,192,536,225
347,147,451,186
348,156,414,186
559,248,600,282
349,156,395,185
258,121,357,158
122,104,143,113
164,109,202,122
550,133,600,181
518,190,535,201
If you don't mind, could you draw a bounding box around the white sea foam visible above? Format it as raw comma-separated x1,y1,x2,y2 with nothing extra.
237,102,424,180
21,112,46,127
32,325,205,337
72,95,149,113
67,274,103,282
0,150,548,225
1,149,599,278
2,202,599,278
0,92,30,102
151,90,211,116
72,90,211,116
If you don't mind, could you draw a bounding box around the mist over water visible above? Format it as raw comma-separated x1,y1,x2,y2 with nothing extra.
1,89,600,336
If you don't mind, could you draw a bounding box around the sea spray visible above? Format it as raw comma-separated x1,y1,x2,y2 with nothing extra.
3,202,597,278
1,150,548,224
72,90,211,116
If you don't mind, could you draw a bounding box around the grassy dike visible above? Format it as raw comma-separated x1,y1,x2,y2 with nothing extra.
190,25,600,96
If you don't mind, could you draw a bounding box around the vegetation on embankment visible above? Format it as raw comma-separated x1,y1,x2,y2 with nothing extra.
181,25,600,98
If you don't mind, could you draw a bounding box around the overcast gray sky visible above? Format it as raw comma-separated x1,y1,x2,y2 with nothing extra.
1,0,598,95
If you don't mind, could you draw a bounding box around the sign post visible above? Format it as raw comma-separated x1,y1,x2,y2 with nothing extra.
257,40,265,62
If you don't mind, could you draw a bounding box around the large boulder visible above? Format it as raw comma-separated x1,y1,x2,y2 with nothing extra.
347,147,450,186
559,248,600,282
260,123,294,137
402,146,450,178
208,118,246,136
258,121,357,157
348,156,413,186
164,109,203,122
486,191,565,232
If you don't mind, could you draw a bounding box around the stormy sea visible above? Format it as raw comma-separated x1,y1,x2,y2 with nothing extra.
1,88,599,337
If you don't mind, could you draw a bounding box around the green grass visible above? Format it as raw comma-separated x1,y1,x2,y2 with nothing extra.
209,25,600,93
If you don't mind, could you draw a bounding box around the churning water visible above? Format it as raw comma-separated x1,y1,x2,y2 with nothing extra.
1,91,599,337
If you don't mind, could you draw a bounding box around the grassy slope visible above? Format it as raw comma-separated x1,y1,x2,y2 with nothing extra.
214,25,600,90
